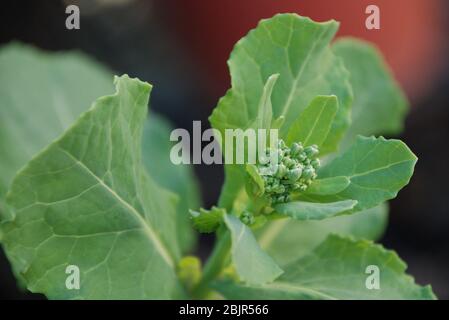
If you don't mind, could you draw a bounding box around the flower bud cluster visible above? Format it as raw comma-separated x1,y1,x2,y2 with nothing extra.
257,139,320,204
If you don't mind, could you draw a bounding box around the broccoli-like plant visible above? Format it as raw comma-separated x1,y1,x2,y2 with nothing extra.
0,14,436,300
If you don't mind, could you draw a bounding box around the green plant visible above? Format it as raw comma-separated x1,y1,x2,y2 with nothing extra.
0,14,435,299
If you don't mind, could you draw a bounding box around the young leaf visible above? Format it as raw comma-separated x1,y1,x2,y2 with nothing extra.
302,136,417,212
333,38,408,143
285,95,338,148
223,214,283,285
215,234,436,300
271,116,285,130
257,203,389,266
274,200,357,221
304,176,350,195
215,75,278,209
190,207,225,234
249,74,279,130
0,43,113,219
1,75,186,299
245,164,265,197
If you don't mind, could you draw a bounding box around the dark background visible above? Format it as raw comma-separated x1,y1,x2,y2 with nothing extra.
0,0,448,299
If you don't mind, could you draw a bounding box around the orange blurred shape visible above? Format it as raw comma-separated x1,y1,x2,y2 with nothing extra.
168,0,446,103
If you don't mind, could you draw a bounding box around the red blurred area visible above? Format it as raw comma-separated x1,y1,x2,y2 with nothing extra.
166,0,446,103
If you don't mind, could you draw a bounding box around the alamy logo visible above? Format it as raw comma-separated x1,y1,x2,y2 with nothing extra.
365,5,380,30
65,265,80,290
65,4,80,30
365,265,380,290
170,121,279,173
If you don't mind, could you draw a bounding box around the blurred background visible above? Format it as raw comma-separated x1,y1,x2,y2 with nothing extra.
0,0,448,299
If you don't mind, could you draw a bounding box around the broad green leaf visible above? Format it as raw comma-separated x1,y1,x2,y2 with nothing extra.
305,176,350,195
210,13,353,209
0,43,199,259
190,207,225,234
224,214,283,285
249,74,279,130
142,114,201,252
1,75,186,299
216,234,436,300
274,200,357,221
257,203,388,266
210,13,352,150
0,43,114,219
285,95,338,148
333,38,408,143
302,136,417,212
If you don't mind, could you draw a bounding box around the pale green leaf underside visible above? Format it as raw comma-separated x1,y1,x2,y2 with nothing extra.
2,75,185,299
274,200,357,220
224,214,283,285
333,38,408,144
0,43,114,218
301,136,417,212
216,234,436,300
257,203,389,266
286,95,338,148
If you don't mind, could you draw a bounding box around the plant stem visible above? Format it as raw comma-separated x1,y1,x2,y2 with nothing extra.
192,228,231,299
246,197,268,216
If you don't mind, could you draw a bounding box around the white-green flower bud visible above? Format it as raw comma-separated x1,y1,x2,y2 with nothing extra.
291,142,303,156
287,167,302,182
297,153,307,162
240,211,255,225
311,158,320,168
283,158,296,168
278,140,286,149
276,164,287,178
273,184,285,194
302,166,315,180
304,145,319,158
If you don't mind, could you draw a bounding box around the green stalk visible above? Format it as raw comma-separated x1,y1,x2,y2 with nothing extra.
192,228,231,299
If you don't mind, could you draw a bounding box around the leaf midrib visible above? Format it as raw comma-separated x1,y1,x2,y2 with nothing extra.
60,148,175,268
349,158,413,180
302,98,331,146
279,26,328,118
